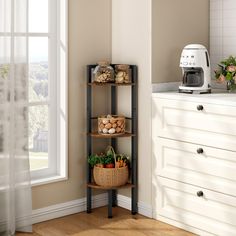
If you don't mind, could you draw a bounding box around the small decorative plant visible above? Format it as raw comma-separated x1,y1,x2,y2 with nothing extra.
214,55,236,91
88,146,129,169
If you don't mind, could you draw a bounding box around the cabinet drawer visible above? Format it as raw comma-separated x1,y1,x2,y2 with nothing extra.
152,97,236,151
154,177,236,236
153,138,236,197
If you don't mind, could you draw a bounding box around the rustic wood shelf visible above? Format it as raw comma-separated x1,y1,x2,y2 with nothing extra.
88,132,135,138
87,183,135,190
88,82,135,86
90,116,132,120
86,64,138,218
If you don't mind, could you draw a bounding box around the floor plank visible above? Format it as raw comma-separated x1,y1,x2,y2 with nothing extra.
16,207,196,236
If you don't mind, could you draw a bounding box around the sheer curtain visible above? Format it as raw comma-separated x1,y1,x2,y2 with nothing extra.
0,0,32,235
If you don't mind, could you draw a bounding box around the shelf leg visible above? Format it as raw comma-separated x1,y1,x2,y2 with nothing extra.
112,189,117,207
131,187,137,215
131,136,138,215
87,66,93,214
131,68,138,215
87,187,92,213
108,190,113,218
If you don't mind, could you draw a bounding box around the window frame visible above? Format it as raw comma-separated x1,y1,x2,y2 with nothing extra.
29,0,68,186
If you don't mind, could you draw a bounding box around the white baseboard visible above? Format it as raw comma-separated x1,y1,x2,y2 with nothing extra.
32,193,107,224
137,201,153,218
117,194,153,218
31,193,153,225
116,194,131,211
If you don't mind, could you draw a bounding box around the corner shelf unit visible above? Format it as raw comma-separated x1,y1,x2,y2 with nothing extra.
86,64,138,218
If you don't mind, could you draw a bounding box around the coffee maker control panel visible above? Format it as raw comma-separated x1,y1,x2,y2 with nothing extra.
181,61,196,66
180,52,205,68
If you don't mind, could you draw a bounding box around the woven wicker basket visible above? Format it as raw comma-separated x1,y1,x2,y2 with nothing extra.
98,115,125,135
93,166,129,187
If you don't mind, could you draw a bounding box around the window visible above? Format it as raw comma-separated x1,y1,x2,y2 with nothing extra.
28,0,68,184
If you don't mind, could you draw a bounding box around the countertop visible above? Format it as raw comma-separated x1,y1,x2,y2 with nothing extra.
152,90,236,107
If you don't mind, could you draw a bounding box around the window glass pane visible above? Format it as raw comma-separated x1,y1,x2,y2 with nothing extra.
29,0,48,33
29,37,48,102
0,36,10,64
29,105,48,171
0,37,10,104
0,0,11,33
14,0,27,33
15,36,27,63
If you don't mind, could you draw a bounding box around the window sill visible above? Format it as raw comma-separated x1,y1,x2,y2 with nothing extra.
31,175,68,187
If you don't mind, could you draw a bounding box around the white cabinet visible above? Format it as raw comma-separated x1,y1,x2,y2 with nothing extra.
153,98,236,151
153,138,236,197
155,177,236,236
152,92,236,236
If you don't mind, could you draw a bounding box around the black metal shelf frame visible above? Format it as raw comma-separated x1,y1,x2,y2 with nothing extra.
86,64,138,218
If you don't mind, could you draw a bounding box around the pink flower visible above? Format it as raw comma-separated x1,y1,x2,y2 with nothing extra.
227,65,236,72
217,74,225,83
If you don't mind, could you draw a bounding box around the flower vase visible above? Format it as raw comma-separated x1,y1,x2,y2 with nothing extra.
227,80,236,92
227,81,231,92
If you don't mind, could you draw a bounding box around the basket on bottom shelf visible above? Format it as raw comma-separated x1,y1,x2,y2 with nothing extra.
93,166,128,187
88,146,130,187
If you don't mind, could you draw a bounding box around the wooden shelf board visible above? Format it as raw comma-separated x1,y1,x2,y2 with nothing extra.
88,82,135,86
88,132,135,138
87,183,135,190
90,116,132,120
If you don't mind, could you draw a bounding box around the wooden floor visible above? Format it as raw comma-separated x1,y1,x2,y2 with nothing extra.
16,207,196,236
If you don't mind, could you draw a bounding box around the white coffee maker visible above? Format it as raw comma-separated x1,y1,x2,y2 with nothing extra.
179,44,211,94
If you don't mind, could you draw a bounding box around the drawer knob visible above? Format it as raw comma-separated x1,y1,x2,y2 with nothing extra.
197,105,204,111
197,191,204,197
197,148,204,154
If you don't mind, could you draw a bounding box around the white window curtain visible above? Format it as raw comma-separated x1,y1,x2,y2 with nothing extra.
0,0,32,235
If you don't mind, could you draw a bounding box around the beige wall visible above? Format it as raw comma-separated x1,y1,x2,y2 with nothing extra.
152,0,209,83
112,0,152,205
32,0,111,210
32,0,209,211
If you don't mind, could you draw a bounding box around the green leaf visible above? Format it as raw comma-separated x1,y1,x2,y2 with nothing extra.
221,55,236,66
226,72,233,81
